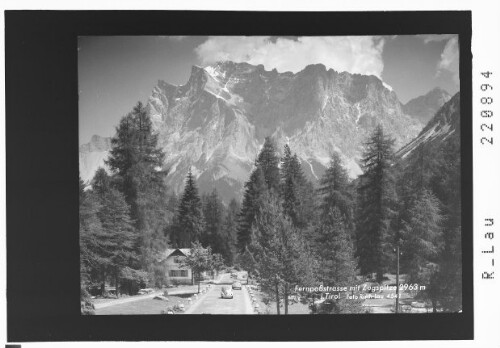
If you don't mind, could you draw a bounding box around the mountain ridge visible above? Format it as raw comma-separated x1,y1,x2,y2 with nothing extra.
402,87,452,124
80,61,451,202
397,91,460,160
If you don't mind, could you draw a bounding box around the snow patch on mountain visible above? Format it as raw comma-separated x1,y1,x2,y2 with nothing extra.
382,81,393,91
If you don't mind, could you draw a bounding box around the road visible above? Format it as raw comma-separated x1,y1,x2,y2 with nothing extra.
185,273,254,314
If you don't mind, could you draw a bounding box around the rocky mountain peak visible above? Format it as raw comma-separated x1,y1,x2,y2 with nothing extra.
397,91,460,159
403,87,452,124
80,135,111,153
420,91,459,135
81,61,426,202
79,135,112,184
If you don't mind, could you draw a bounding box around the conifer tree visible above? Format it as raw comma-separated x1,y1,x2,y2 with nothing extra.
434,137,462,312
355,125,397,282
291,153,317,228
315,209,357,286
237,138,280,253
395,132,462,311
202,188,233,263
280,144,298,223
318,152,354,226
239,245,258,277
435,226,462,311
91,168,139,295
400,189,443,283
307,155,361,313
79,177,104,288
256,137,281,192
106,101,166,221
172,169,204,247
280,145,315,228
250,194,316,314
222,198,240,265
237,166,267,252
311,206,363,314
105,101,170,275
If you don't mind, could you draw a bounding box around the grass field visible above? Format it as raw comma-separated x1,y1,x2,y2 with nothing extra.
95,295,188,315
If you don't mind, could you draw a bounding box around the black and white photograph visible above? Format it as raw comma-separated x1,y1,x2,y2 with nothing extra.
7,6,486,344
79,34,463,316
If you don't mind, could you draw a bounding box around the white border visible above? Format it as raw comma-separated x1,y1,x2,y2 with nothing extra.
1,1,499,347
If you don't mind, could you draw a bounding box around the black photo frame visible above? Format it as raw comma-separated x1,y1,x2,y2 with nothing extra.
5,10,473,342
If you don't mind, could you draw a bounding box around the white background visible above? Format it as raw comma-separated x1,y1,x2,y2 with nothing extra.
0,0,499,347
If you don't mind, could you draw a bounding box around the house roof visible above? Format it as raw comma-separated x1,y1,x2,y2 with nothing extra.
161,248,191,260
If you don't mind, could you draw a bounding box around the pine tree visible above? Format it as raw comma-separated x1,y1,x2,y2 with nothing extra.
400,189,443,283
355,125,397,282
250,193,316,314
306,155,361,313
281,144,298,223
237,166,267,252
105,101,170,276
91,168,140,295
134,164,170,270
79,177,104,288
313,207,359,314
318,152,354,226
436,226,462,311
315,209,357,286
201,189,222,247
106,101,166,221
222,198,240,265
395,131,462,311
202,188,233,263
434,136,462,312
172,169,204,248
280,145,315,228
237,138,281,253
239,245,258,277
256,137,281,192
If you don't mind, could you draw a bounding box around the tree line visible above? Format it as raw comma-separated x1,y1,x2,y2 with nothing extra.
80,102,238,302
232,126,460,313
80,101,462,314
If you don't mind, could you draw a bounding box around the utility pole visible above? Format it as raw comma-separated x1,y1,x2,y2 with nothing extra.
395,245,400,313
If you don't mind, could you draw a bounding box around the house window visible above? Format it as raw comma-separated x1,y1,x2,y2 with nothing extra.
169,270,188,277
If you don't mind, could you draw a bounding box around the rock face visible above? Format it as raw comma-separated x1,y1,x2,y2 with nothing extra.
80,61,425,202
402,87,451,125
397,92,460,160
79,135,112,184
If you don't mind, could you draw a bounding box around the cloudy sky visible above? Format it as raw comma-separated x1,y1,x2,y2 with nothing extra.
79,35,459,144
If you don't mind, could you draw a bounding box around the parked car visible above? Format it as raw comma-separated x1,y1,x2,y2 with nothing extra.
221,285,234,299
232,281,242,290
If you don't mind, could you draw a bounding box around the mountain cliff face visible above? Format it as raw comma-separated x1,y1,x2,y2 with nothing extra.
403,87,451,124
79,135,112,184
80,61,424,202
397,92,460,160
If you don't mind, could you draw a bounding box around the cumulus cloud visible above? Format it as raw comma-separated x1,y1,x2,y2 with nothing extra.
195,36,386,78
437,36,459,85
418,34,456,44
